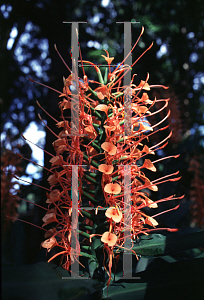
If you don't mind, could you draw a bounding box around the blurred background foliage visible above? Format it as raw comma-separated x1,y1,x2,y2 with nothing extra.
1,0,204,265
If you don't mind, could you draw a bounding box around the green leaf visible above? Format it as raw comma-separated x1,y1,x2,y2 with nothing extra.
131,231,204,257
88,256,99,278
79,251,93,259
133,234,166,256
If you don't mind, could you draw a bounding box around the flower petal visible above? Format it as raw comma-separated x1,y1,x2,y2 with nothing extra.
142,159,157,172
42,212,58,227
41,236,56,252
98,164,114,174
49,155,63,166
145,216,158,227
95,104,109,114
104,183,121,194
105,207,122,223
101,142,117,155
47,173,58,186
46,189,61,203
101,232,117,247
138,80,150,91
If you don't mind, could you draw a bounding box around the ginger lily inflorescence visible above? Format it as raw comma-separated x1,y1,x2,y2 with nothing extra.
16,27,182,287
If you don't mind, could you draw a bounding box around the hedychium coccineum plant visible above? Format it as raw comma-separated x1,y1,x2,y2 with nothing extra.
13,27,183,287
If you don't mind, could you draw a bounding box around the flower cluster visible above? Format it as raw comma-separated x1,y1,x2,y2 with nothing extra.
19,28,181,285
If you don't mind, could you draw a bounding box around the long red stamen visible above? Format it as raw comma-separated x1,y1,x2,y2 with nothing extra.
29,78,63,95
54,44,72,73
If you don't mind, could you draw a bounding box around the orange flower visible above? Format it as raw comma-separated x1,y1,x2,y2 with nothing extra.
57,145,68,154
101,142,117,155
49,155,63,166
101,49,114,65
104,183,121,194
46,189,60,203
101,232,117,247
56,120,69,128
95,85,109,99
141,92,153,104
95,104,109,115
47,173,58,185
103,125,116,132
138,80,150,90
145,198,158,208
132,104,149,115
145,216,158,227
44,228,57,239
133,122,153,132
87,146,97,156
52,138,66,147
84,125,96,139
140,174,158,191
41,236,57,252
142,145,155,155
142,159,156,172
42,212,58,227
105,207,122,223
98,164,114,174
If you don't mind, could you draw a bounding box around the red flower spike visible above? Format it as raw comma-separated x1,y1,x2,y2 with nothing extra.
11,27,182,287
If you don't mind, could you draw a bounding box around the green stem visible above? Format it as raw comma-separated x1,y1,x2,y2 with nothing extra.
87,172,97,178
80,209,93,220
82,186,96,195
96,68,104,85
112,156,128,165
83,153,99,168
89,223,99,278
103,67,108,85
81,245,91,251
77,229,91,239
82,190,98,203
84,174,97,184
79,225,93,231
112,175,120,182
91,141,101,152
